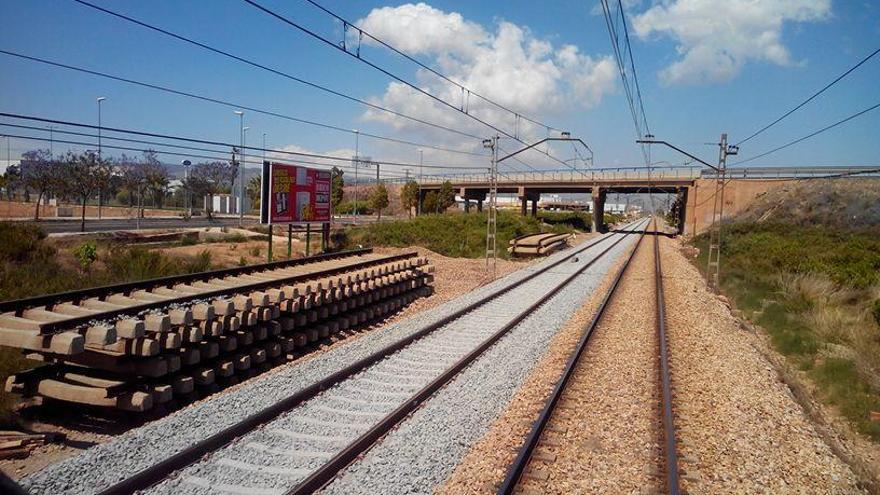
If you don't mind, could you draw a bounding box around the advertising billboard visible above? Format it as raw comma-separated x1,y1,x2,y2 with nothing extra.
260,162,331,224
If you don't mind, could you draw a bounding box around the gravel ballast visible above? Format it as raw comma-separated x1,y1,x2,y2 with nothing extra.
318,224,646,495
659,237,863,494
21,226,638,495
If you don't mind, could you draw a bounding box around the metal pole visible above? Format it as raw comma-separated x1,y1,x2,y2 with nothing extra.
234,110,244,227
354,130,359,220
418,149,423,216
241,125,248,226
96,97,106,157
306,223,311,256
288,224,292,259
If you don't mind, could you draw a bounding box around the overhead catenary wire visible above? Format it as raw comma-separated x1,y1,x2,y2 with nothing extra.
736,46,880,147
69,0,484,142
0,122,420,179
732,101,880,166
240,0,580,173
0,113,488,171
599,0,651,168
0,49,486,160
300,0,564,134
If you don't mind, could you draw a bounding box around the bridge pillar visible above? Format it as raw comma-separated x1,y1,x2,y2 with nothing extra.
518,188,540,217
676,187,688,234
592,188,606,233
461,188,485,215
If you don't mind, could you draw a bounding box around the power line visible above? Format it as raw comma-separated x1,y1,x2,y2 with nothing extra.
241,0,578,173
732,101,880,166
70,0,483,142
599,0,651,167
5,131,413,179
0,112,488,171
0,49,485,159
736,46,880,147
300,0,563,134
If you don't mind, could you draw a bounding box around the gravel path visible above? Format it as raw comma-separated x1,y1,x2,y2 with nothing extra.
20,229,626,495
317,222,647,495
659,236,863,494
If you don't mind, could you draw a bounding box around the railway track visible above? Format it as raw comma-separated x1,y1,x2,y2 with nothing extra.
1,248,435,412
19,219,651,495
497,218,682,495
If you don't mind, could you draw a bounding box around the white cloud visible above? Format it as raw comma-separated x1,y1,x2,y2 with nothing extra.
355,3,616,144
631,0,830,85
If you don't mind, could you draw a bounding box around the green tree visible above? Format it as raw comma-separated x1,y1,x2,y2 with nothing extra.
18,149,57,220
59,151,99,232
438,180,456,212
331,166,344,210
423,191,439,214
370,182,390,220
400,180,419,218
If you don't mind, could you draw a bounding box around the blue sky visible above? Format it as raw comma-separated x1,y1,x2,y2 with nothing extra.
1,0,878,176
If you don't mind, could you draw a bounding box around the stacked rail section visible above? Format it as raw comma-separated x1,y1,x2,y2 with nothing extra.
1,249,434,413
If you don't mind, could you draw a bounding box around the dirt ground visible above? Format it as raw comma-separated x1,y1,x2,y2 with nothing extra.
0,239,557,480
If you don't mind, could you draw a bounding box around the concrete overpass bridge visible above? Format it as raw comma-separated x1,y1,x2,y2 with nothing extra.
415,166,879,234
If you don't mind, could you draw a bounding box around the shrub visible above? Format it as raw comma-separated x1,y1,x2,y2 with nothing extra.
249,246,262,257
0,222,52,263
538,211,592,231
72,241,98,271
342,211,544,259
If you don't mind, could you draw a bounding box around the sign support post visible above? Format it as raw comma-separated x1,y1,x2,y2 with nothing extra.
287,224,292,259
306,224,311,256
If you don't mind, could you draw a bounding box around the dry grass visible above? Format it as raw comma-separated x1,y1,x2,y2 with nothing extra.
778,272,880,388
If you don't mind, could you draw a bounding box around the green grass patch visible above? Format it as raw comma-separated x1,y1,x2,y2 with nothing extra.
810,358,880,440
340,211,556,258
690,221,880,442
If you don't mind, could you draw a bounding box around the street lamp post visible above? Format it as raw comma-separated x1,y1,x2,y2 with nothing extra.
96,97,106,157
243,126,250,219
234,110,244,226
181,159,192,216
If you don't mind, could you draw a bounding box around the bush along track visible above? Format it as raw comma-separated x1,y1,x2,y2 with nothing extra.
692,222,880,442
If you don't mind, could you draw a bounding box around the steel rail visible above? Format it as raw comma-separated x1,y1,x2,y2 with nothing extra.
0,248,371,314
1,250,424,335
496,219,647,494
287,220,649,494
95,222,643,495
654,219,682,495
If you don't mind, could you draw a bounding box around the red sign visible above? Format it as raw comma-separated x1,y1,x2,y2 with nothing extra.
260,162,331,224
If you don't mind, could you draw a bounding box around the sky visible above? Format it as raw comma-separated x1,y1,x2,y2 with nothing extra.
1,0,878,178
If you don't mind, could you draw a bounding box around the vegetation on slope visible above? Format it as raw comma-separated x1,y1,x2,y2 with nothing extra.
693,213,880,441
